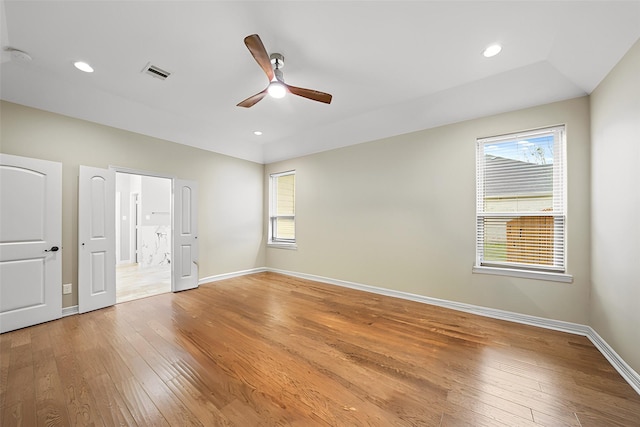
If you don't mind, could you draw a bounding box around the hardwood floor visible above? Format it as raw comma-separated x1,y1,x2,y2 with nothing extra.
1,272,639,426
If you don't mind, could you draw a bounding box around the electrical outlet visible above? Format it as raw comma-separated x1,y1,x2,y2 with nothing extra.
62,283,72,294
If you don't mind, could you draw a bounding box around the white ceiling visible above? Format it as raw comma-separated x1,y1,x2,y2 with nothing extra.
2,1,639,164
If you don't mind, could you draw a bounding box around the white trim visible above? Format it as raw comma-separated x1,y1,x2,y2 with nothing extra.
269,170,296,244
62,305,79,317
109,165,176,180
476,125,567,273
472,265,573,283
199,267,267,285
478,124,567,143
267,242,298,250
586,328,640,395
266,268,639,395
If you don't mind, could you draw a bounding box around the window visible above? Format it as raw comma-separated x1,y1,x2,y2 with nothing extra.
269,170,296,246
475,126,567,278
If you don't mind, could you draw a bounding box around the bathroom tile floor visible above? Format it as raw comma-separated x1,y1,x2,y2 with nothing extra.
116,263,171,303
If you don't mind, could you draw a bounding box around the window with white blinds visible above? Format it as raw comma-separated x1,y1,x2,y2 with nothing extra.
269,170,296,245
476,126,566,273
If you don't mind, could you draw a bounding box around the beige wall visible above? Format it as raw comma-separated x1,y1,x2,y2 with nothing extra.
266,96,591,324
590,39,640,372
0,101,265,307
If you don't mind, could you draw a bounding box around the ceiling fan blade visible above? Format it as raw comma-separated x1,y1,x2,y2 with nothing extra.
287,85,333,104
244,34,274,82
237,89,268,108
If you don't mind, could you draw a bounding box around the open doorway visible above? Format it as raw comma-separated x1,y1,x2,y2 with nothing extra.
115,172,171,303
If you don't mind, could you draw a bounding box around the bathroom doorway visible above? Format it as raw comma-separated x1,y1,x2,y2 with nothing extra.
115,172,172,303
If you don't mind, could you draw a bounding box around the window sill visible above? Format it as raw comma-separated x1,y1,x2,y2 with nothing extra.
267,242,297,250
472,265,573,283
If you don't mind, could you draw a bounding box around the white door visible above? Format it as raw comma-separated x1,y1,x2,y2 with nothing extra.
0,154,62,332
78,166,115,313
172,179,198,292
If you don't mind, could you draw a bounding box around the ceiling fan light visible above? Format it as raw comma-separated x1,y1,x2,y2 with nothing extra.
267,81,286,99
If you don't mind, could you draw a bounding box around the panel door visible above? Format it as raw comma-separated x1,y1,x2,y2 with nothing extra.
0,154,62,332
172,179,198,292
78,166,115,313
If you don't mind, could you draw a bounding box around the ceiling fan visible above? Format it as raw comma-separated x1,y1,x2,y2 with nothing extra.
237,34,332,108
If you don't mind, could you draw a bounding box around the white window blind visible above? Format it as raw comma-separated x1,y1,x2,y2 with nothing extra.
269,170,295,243
476,126,566,272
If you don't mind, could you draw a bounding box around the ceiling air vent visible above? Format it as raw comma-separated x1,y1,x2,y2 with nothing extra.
142,62,171,80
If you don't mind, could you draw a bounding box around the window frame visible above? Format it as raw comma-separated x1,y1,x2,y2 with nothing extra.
268,170,297,249
473,125,572,283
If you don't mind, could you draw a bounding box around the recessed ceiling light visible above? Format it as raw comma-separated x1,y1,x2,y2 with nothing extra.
253,131,263,136
74,61,94,73
482,44,502,58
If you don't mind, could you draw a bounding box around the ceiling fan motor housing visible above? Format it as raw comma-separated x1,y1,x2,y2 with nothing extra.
270,53,284,69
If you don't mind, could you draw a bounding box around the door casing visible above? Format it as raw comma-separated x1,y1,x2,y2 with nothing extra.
78,166,199,312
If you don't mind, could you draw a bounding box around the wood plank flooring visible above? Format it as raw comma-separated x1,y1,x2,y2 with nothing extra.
1,272,639,426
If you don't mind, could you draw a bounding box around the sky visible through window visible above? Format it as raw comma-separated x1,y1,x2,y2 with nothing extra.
485,135,554,165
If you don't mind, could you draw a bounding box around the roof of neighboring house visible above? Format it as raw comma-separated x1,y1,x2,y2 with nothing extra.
484,155,553,197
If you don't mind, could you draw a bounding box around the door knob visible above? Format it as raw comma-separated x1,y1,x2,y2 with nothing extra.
45,246,59,252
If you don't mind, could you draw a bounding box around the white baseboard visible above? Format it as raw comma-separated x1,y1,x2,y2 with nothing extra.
586,327,640,394
62,305,79,317
266,268,640,395
199,267,267,285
